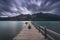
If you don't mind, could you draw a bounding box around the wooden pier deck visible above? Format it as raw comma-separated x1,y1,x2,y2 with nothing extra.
13,23,45,40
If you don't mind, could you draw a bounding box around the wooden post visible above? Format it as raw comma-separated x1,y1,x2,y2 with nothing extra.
45,27,47,39
38,26,40,32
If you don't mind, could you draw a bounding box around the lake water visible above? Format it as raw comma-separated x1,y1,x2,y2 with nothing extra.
0,21,26,40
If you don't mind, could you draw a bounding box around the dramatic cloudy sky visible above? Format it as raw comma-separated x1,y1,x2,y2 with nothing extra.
0,0,60,17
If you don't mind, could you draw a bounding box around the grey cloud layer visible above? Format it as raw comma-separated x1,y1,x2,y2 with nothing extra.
0,0,60,17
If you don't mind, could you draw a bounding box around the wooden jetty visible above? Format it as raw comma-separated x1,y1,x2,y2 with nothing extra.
13,22,60,40
13,22,45,40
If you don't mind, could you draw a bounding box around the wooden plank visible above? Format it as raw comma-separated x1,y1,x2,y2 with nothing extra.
13,23,44,40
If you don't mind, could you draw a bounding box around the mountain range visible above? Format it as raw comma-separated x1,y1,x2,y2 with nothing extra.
0,12,60,21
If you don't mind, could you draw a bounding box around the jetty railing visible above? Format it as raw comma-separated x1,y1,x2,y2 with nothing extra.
32,23,60,40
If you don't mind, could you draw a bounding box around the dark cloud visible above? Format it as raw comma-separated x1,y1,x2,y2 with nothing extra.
0,0,12,11
0,0,60,17
18,0,60,15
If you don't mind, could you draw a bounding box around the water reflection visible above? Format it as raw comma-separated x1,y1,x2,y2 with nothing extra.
0,21,26,40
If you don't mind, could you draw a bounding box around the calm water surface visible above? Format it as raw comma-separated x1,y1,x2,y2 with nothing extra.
0,21,25,40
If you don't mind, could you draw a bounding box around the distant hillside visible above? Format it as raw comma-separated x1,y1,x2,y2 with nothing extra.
31,12,60,21
0,12,60,21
